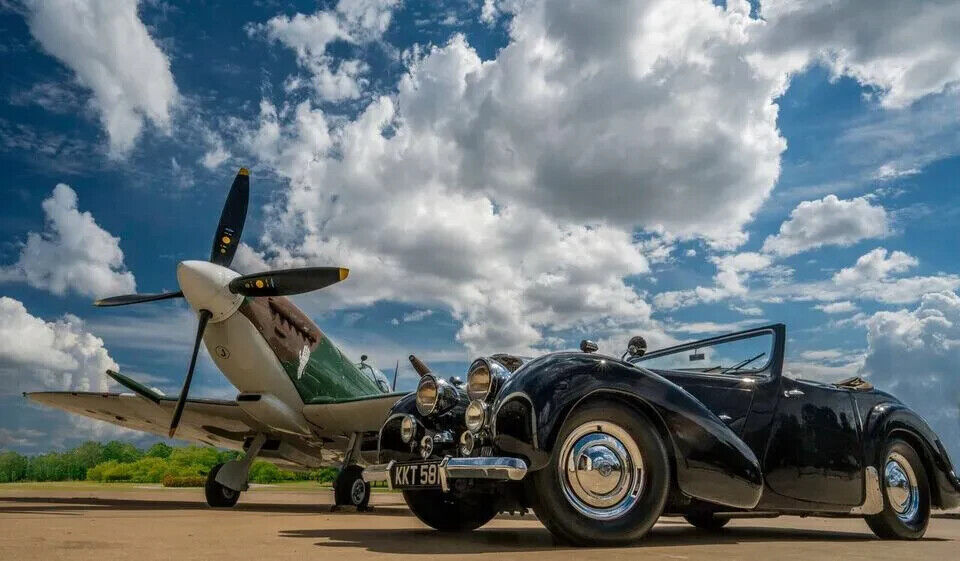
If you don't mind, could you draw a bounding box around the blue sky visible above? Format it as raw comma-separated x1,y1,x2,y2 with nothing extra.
0,0,959,457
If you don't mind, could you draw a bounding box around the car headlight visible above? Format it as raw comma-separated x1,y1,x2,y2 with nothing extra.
459,431,475,456
466,358,509,402
464,400,487,432
400,415,416,443
416,375,457,416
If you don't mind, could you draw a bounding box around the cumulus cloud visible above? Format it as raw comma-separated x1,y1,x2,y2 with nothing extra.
0,297,115,395
762,195,890,257
861,291,960,460
833,248,917,285
0,184,136,299
232,0,960,352
23,0,178,157
252,0,398,101
756,0,960,108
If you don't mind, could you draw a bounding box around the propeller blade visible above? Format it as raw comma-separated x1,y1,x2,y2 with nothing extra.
408,354,431,377
168,309,212,438
209,168,250,267
94,291,183,307
392,360,399,391
228,267,349,297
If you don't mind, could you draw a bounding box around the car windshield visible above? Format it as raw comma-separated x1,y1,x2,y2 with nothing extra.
356,362,392,393
632,330,774,375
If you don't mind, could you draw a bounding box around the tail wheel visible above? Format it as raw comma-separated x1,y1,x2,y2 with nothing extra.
334,465,371,509
683,512,730,531
205,463,240,508
402,489,499,531
865,438,931,539
530,400,670,546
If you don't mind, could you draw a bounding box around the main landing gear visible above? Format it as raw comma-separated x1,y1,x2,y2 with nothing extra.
332,433,371,511
204,433,267,508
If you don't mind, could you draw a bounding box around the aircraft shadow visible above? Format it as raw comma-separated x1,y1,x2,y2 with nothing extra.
278,521,927,554
0,496,410,517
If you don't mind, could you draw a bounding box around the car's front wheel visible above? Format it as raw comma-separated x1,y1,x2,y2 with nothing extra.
865,438,931,539
529,399,670,546
402,489,499,531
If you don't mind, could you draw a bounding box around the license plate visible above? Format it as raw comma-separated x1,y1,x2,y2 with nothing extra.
390,460,442,489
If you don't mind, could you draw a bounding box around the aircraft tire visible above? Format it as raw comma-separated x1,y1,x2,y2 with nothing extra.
334,465,371,509
205,463,241,508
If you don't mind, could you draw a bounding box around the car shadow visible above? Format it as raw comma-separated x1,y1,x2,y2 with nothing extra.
0,496,410,517
278,521,921,554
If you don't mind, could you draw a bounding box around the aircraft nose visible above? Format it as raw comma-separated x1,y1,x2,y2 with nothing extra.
176,260,243,322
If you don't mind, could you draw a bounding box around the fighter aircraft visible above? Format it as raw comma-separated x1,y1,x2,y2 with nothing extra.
25,168,403,509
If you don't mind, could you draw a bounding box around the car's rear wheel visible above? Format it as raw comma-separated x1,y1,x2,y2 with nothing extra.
865,438,930,539
683,512,730,531
402,489,499,531
530,400,670,546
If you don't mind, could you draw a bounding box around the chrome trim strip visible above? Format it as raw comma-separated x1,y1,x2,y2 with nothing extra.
361,456,528,489
361,460,394,490
850,466,884,515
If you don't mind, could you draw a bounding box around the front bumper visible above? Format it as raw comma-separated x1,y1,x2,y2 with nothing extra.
362,456,528,492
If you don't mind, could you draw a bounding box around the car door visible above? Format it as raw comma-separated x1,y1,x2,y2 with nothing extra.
762,377,865,506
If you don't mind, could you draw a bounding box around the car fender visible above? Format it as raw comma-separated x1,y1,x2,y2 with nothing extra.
491,352,763,509
862,401,960,509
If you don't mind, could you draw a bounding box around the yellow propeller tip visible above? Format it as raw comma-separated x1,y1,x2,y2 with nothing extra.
339,268,350,281
238,167,250,176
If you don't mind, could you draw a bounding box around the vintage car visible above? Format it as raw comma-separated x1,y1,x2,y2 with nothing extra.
363,324,960,545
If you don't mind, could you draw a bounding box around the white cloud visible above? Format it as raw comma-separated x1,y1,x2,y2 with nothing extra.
233,0,960,352
833,248,917,285
654,252,773,310
480,0,498,25
253,0,398,102
756,0,960,108
731,305,763,316
762,195,889,257
24,0,178,157
861,291,960,461
0,184,136,299
814,301,858,314
0,297,116,395
401,309,433,323
665,319,765,335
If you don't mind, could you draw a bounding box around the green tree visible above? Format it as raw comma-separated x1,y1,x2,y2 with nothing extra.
145,442,173,459
0,451,28,482
101,441,142,463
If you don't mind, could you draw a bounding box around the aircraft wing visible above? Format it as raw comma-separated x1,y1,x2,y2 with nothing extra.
24,391,255,451
301,392,406,434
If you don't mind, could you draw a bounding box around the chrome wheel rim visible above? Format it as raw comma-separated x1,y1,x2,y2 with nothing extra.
221,486,236,500
350,478,367,505
557,420,644,520
884,452,919,522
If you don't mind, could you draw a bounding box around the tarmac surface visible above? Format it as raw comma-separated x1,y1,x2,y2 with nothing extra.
1,484,958,561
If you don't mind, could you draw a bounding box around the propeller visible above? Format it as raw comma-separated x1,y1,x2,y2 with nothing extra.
92,167,351,439
94,291,183,307
210,168,249,267
392,360,399,391
228,267,349,297
169,309,212,438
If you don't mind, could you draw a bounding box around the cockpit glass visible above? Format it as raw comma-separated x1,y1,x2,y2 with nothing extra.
357,362,392,393
632,331,774,376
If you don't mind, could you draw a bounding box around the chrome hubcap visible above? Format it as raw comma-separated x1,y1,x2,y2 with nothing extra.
557,421,644,520
350,478,366,505
884,452,919,522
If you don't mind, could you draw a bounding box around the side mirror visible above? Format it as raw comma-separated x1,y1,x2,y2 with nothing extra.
580,340,599,353
627,336,647,358
360,354,368,362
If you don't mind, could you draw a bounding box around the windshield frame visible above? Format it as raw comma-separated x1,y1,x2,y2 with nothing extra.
629,326,779,379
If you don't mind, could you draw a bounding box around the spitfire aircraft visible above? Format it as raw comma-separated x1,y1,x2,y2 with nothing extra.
25,168,403,509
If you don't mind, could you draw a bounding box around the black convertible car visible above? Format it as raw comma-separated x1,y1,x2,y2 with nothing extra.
363,324,960,545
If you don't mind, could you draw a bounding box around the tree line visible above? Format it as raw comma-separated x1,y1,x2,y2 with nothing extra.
0,441,339,485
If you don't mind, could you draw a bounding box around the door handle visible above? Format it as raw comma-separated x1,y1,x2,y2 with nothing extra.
783,389,805,398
